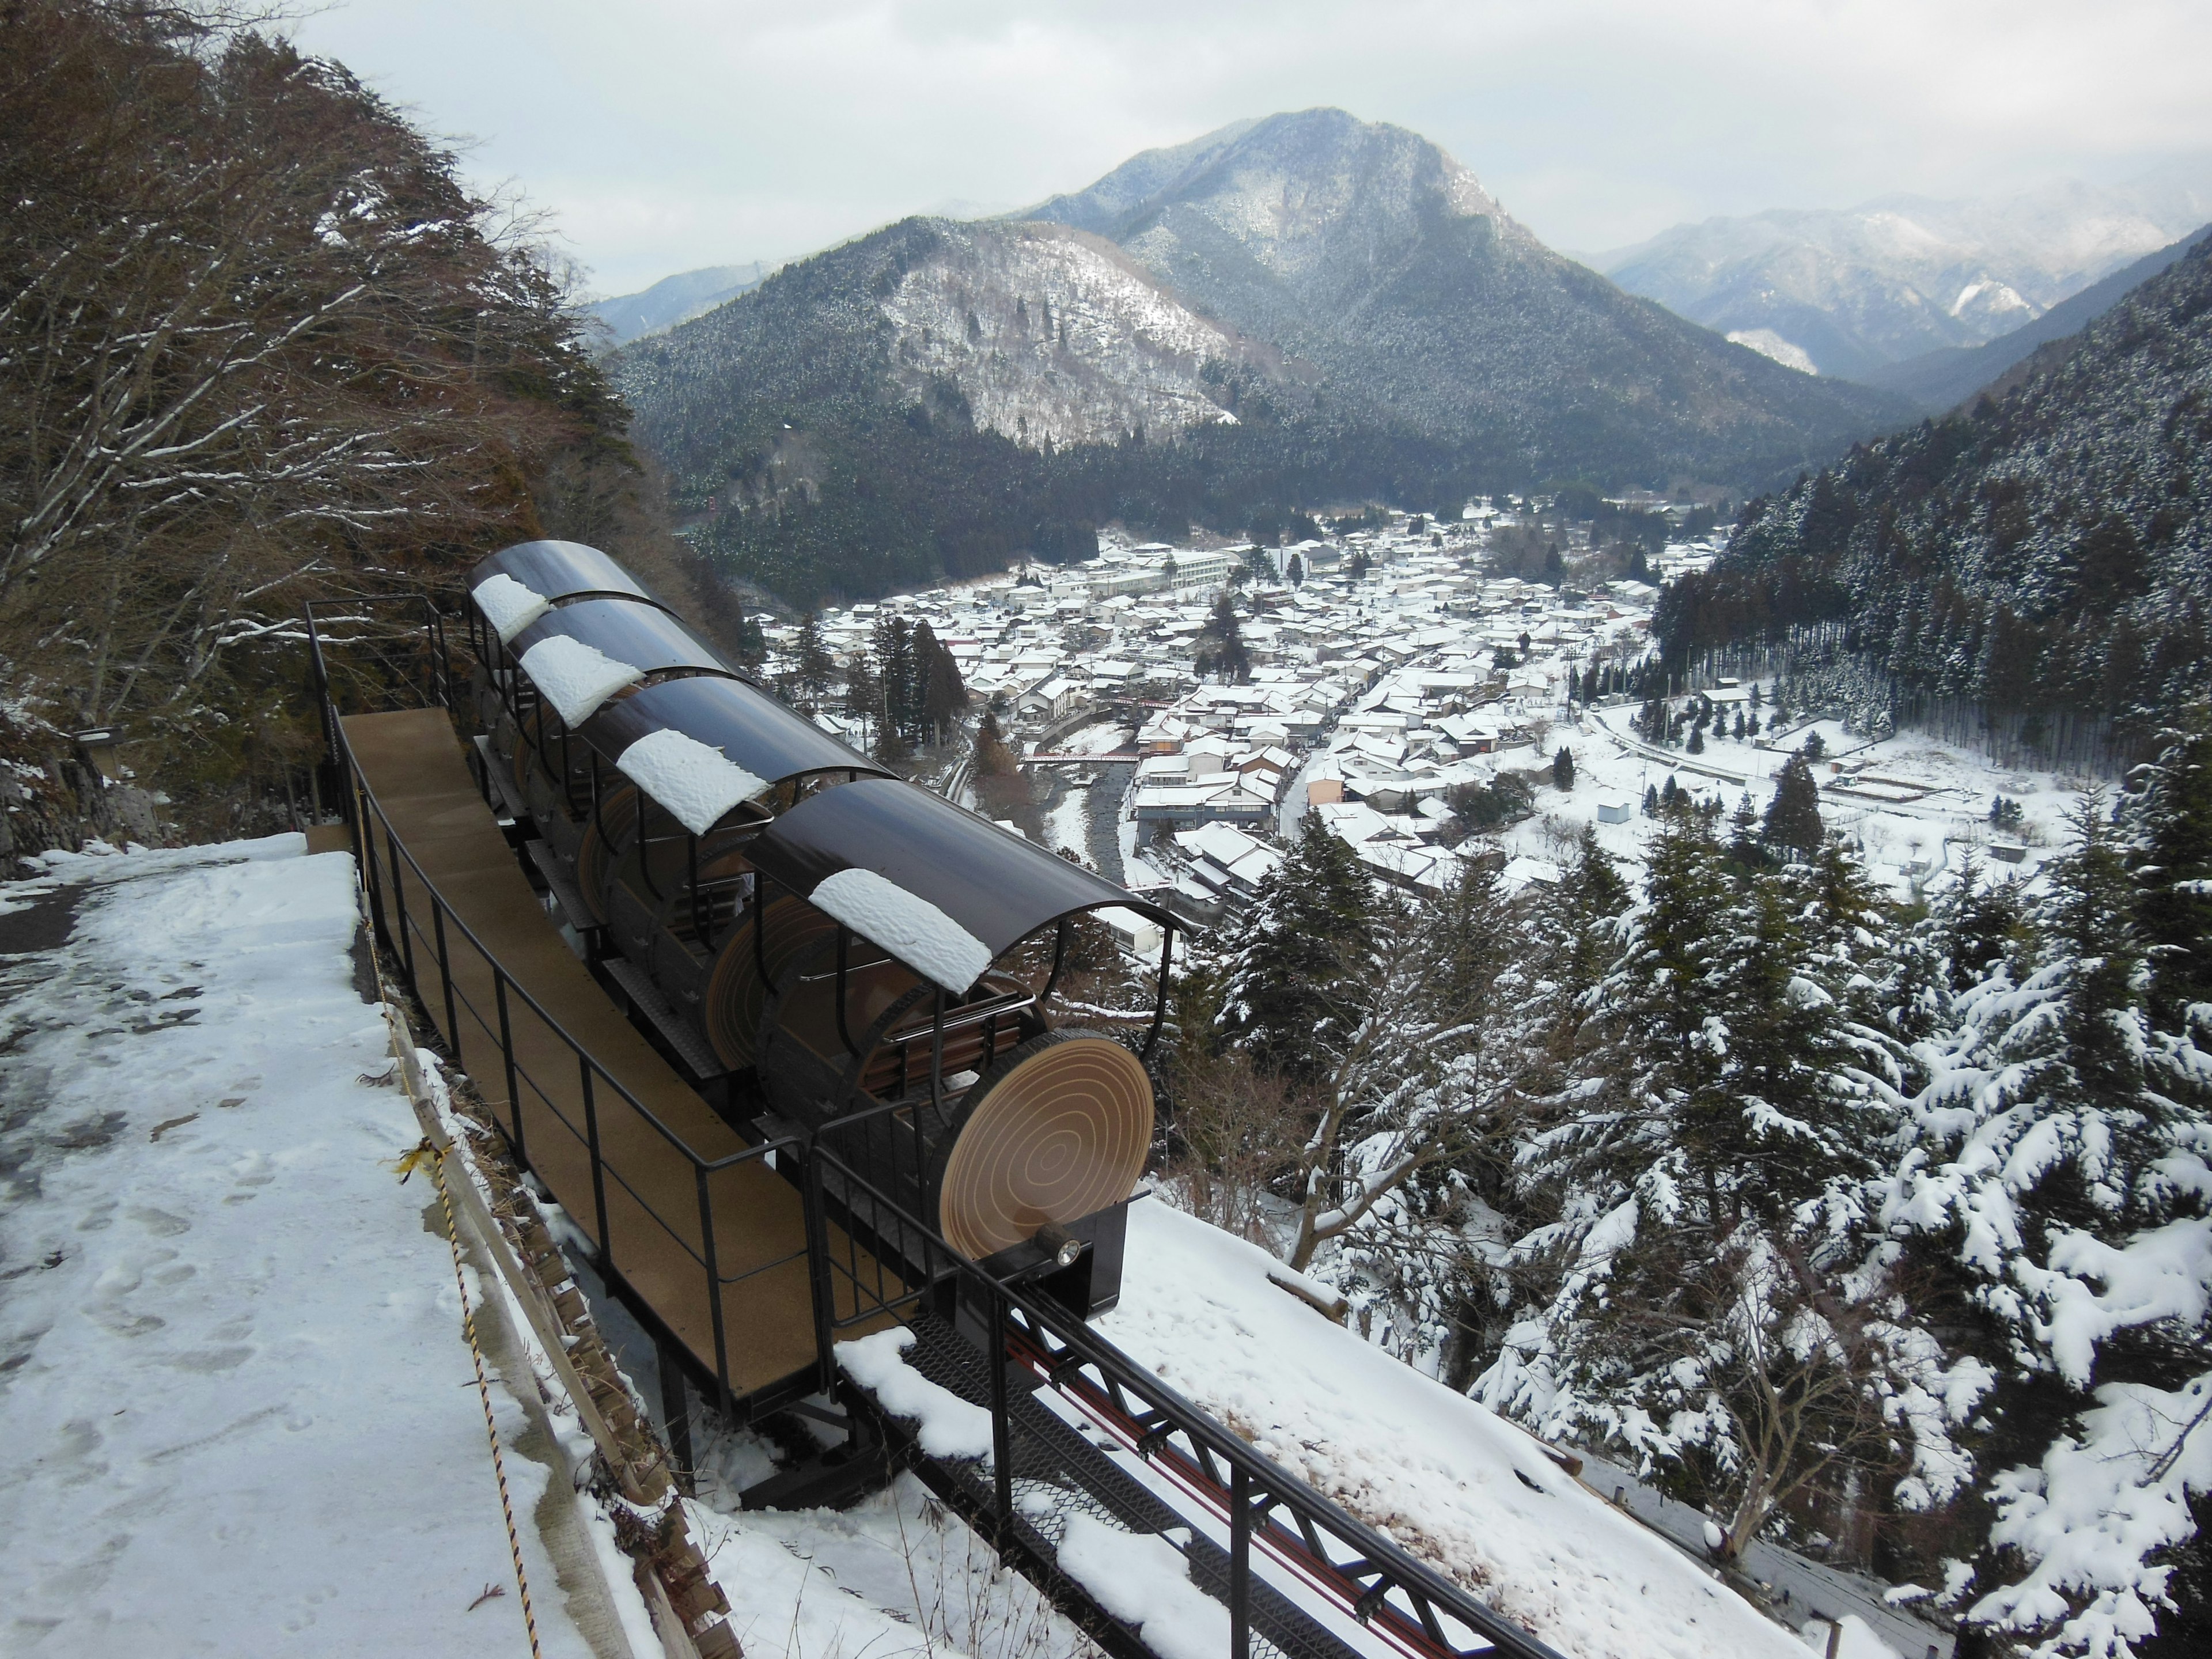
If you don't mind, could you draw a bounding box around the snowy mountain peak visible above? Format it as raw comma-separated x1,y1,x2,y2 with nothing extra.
1600,159,2212,379
1031,107,1524,288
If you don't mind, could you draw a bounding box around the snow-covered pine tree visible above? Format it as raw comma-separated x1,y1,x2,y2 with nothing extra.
1764,752,1824,858
1878,787,2212,1655
1482,815,1921,1560
1217,824,1377,1085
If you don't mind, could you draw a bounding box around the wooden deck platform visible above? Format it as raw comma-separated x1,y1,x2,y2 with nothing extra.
343,707,892,1405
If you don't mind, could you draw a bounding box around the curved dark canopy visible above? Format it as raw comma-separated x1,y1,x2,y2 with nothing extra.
582,675,887,789
470,539,661,608
746,778,1176,965
508,596,734,690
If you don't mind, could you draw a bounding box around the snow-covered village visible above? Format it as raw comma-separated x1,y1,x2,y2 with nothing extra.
770,506,2084,919
5,6,2212,1659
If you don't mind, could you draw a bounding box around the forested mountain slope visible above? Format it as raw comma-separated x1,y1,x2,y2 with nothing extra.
616,111,1908,608
1657,232,2212,738
1863,224,2211,413
0,0,736,847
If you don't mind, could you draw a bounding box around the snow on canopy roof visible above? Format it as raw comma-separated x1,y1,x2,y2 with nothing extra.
582,675,884,794
745,778,1176,974
471,573,550,643
468,539,661,609
808,868,993,994
519,635,645,727
614,729,769,838
507,597,733,713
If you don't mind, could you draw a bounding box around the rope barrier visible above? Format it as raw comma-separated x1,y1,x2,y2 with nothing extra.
403,1136,543,1657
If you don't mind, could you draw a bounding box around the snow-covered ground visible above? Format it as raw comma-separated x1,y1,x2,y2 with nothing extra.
0,839,639,1657
734,1190,1862,1659
1089,1198,1836,1659
1495,703,2086,900
688,1469,1100,1659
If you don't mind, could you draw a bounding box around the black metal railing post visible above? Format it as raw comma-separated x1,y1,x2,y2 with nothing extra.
800,1149,840,1394
1231,1464,1252,1659
695,1162,734,1418
581,1056,610,1263
358,788,390,952
494,968,524,1163
431,899,460,1047
988,1284,1013,1556
386,825,417,985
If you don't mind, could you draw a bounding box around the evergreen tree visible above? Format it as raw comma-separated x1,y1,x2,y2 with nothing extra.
912,620,967,744
872,614,917,741
843,653,881,750
1763,753,1824,858
732,610,768,668
2130,719,2212,1025
1485,816,1908,1559
1195,591,1252,683
1878,799,2212,1649
793,611,835,698
1217,825,1375,1084
1552,745,1575,790
1726,794,1763,867
1938,857,2029,990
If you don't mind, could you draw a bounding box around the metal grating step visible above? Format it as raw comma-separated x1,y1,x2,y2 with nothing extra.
601,957,729,1082
885,1313,1366,1659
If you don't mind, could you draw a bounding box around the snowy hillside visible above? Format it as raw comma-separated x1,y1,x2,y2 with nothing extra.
1661,232,2212,728
1099,1201,1823,1659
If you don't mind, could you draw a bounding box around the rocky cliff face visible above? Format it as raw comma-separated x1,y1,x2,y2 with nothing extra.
878,221,1252,448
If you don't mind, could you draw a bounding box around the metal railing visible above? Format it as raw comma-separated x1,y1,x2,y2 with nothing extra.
809,1119,1567,1659
308,596,1565,1659
308,598,825,1418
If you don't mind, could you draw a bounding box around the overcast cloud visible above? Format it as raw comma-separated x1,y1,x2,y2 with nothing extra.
293,0,2212,296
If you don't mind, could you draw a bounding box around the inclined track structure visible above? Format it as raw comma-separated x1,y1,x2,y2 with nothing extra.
304,543,1566,1659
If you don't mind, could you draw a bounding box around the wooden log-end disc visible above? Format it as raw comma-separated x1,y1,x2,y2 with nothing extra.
703,893,836,1070
935,1031,1152,1261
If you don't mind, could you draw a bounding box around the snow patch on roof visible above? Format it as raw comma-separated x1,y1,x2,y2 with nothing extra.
809,866,994,991
519,634,643,726
836,1328,994,1460
472,572,550,642
615,728,767,836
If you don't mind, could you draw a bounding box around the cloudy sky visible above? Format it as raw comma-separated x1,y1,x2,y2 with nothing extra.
295,0,2212,297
